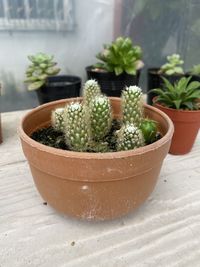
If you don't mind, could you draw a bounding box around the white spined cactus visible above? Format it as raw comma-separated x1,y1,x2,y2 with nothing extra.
83,79,101,107
89,95,112,141
117,124,144,151
122,85,143,127
64,102,90,152
51,108,65,132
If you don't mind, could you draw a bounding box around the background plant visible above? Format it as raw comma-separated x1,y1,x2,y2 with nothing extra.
190,64,200,75
152,76,200,110
160,54,184,75
25,53,60,91
94,37,142,76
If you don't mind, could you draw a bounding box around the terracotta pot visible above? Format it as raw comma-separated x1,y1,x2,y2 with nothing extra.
19,98,173,220
154,102,200,155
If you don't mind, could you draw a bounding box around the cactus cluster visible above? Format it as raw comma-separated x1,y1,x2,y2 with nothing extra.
24,53,60,91
51,79,157,152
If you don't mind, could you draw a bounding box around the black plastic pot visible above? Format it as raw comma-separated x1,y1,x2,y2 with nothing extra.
186,73,200,83
147,68,185,105
86,66,141,97
36,75,81,104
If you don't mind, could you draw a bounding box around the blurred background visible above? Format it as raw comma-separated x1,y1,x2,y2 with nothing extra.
0,0,200,112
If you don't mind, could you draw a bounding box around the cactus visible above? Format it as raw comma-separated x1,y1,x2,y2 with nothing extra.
140,119,157,144
24,52,60,91
51,108,65,132
122,85,143,127
83,79,101,107
64,102,89,152
89,95,112,141
117,124,144,151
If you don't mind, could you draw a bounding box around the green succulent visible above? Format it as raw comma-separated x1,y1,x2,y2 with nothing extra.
190,64,200,76
122,85,143,127
116,124,144,151
89,95,112,141
51,108,65,132
152,76,200,110
83,79,101,107
24,52,60,91
94,37,142,76
140,119,157,144
160,54,184,75
64,102,90,152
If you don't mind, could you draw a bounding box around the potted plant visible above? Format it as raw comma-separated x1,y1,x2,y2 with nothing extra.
86,37,143,97
147,54,185,104
19,80,173,221
186,64,200,83
152,76,200,155
24,53,81,104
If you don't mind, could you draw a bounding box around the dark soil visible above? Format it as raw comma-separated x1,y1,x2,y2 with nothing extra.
30,119,161,153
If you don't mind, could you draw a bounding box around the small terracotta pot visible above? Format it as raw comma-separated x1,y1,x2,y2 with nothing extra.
19,98,174,220
154,102,200,155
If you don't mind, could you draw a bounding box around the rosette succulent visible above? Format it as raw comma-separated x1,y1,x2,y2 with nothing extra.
24,52,60,90
160,54,184,75
94,37,142,75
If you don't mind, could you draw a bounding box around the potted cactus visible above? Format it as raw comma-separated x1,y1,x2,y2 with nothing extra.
152,76,200,154
24,52,81,104
19,80,173,220
86,37,143,97
147,54,185,104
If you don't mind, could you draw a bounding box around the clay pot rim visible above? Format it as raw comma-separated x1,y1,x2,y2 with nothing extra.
18,97,174,160
153,98,200,114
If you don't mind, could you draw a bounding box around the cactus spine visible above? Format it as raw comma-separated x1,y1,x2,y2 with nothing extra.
117,124,144,151
64,102,89,152
89,95,112,141
83,79,101,107
122,86,143,127
51,108,65,132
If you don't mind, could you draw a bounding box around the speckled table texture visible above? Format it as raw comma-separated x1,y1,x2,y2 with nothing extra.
0,110,200,267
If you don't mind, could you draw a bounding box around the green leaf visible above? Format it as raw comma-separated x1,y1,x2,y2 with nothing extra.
114,66,123,75
172,100,182,109
27,80,45,91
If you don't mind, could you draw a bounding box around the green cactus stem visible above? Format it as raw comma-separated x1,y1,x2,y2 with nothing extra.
64,102,89,152
140,119,157,144
83,79,101,107
89,95,112,141
122,85,143,127
117,124,144,151
51,108,65,132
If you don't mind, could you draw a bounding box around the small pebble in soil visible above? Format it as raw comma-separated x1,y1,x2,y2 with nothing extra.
71,241,75,246
43,202,47,205
164,180,167,183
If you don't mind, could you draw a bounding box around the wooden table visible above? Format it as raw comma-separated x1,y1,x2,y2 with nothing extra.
0,110,200,267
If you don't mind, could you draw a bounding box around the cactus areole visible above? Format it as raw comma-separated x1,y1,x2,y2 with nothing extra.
19,92,174,221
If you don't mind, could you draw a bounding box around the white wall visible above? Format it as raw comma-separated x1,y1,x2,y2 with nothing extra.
0,0,114,95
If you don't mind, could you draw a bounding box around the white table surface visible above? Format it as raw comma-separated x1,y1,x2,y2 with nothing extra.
0,110,200,267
